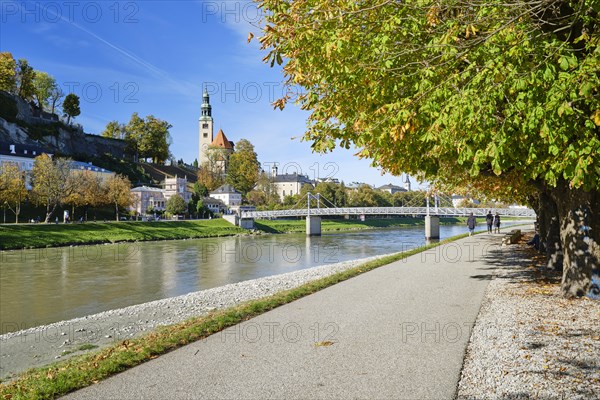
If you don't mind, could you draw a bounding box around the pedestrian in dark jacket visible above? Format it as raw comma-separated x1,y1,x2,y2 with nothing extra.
467,212,476,236
493,213,501,233
486,211,493,233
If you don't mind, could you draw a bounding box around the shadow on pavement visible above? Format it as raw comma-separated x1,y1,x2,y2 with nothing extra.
470,233,562,285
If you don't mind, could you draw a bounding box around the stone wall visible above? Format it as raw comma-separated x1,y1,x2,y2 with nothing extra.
41,128,128,159
0,91,128,159
0,116,128,159
12,92,63,127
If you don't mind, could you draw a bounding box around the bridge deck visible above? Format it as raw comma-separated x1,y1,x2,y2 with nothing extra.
242,207,536,219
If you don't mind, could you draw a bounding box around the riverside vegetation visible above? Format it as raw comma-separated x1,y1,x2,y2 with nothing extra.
0,219,244,250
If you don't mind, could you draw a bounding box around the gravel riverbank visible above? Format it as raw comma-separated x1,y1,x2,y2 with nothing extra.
0,253,395,382
457,240,600,399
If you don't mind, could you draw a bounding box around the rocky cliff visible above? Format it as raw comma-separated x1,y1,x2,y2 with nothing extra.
0,91,128,159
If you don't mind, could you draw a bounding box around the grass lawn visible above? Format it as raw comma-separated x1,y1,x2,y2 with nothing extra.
0,219,245,250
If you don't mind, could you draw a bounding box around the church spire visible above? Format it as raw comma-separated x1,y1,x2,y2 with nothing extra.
403,174,411,191
200,86,212,119
199,84,214,165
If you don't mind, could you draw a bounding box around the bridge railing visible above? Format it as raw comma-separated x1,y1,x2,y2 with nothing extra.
241,207,536,219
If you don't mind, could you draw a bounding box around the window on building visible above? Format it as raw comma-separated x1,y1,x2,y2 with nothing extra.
203,123,208,129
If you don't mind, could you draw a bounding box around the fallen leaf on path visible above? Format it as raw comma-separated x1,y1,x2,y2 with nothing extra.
315,341,334,347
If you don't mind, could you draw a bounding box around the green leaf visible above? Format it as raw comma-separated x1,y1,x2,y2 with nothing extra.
580,82,593,97
559,57,569,71
492,158,502,175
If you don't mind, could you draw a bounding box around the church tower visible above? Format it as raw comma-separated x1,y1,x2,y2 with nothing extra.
199,88,214,165
403,174,411,191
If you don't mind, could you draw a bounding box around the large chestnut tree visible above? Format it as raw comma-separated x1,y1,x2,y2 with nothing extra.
256,0,599,297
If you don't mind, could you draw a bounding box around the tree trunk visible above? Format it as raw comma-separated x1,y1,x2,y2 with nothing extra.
539,190,563,271
115,203,119,221
550,181,600,298
44,203,59,224
537,192,547,247
7,201,21,224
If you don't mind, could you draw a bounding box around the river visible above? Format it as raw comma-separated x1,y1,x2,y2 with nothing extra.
0,223,522,334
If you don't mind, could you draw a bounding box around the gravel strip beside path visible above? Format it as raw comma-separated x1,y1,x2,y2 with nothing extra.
457,241,600,399
0,253,395,382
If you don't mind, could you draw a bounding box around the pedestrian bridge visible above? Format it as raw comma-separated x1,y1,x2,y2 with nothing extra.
241,207,536,219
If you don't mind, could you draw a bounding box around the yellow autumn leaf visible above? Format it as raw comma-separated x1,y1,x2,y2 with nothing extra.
592,110,600,126
315,341,334,347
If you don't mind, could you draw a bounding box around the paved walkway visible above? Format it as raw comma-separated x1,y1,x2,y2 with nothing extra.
64,234,507,399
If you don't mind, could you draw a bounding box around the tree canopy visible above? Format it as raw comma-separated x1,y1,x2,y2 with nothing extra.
30,154,76,222
0,52,17,93
32,71,57,110
62,93,81,124
64,171,105,220
166,194,187,216
247,171,281,207
101,120,127,140
104,174,133,221
16,58,35,101
257,0,600,297
122,113,172,163
226,138,260,196
0,163,27,223
0,55,64,114
257,0,599,191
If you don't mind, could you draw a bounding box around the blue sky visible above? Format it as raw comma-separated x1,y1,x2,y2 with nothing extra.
1,0,415,187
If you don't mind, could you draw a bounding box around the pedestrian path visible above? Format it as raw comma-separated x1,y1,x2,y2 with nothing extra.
64,234,506,399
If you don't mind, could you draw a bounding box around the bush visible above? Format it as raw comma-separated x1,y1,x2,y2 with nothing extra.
84,153,152,185
29,122,61,139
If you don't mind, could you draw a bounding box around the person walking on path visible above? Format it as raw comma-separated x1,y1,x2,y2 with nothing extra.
486,211,493,233
493,212,501,233
467,212,477,236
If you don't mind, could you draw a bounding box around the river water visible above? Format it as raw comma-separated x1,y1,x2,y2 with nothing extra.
0,223,521,334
